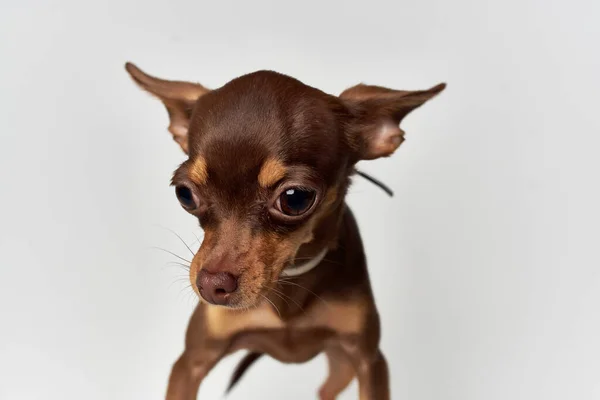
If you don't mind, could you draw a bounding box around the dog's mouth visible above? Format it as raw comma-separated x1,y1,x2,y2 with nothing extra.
218,252,326,308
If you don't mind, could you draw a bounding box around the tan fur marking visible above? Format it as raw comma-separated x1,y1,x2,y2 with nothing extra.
294,300,367,334
206,303,284,338
323,188,338,209
190,157,208,184
258,158,286,188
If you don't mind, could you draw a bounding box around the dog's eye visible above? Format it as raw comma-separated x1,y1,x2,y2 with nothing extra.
276,187,316,216
175,185,199,210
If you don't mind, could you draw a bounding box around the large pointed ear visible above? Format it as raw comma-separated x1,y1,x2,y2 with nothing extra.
340,82,446,160
125,62,209,154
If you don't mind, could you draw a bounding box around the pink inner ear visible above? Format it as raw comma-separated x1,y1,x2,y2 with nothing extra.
169,124,190,153
367,121,405,159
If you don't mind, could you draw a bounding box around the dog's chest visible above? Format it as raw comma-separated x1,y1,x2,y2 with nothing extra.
205,298,367,339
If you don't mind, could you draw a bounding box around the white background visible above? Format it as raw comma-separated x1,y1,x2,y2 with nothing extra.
1,0,599,399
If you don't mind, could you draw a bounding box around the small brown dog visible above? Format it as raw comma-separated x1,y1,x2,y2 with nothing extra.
125,63,445,400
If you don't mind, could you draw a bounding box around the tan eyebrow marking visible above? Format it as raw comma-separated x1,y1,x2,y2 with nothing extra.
189,157,208,185
258,158,287,188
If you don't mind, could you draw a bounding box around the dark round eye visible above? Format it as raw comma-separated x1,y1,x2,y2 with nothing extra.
175,185,199,210
276,187,317,216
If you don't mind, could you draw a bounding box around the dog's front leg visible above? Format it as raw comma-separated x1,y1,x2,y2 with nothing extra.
165,304,230,400
319,346,356,400
354,349,390,400
166,340,227,400
339,314,390,400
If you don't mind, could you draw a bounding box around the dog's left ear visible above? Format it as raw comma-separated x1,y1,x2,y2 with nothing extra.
125,62,209,154
340,82,446,160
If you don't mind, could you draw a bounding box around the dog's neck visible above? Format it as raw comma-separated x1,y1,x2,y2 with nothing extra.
286,199,347,276
283,248,328,277
267,203,368,319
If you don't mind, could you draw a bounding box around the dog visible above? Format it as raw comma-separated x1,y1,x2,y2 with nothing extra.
125,62,445,399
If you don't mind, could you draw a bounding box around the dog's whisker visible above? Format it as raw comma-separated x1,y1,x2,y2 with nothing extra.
259,293,281,318
165,264,190,273
166,261,191,270
177,282,191,296
151,246,192,264
164,261,190,268
170,276,192,291
276,280,330,308
176,283,192,302
166,227,196,257
265,285,306,313
269,285,305,312
160,264,189,273
266,288,290,308
183,284,198,307
192,231,203,246
154,225,198,256
187,289,199,308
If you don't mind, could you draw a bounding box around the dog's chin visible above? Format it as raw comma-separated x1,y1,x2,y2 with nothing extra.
194,288,270,310
234,287,276,310
225,265,289,310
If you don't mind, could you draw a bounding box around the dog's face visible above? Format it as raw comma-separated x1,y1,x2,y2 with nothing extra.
126,63,444,308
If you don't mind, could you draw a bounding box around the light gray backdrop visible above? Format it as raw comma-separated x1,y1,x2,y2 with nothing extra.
1,0,599,399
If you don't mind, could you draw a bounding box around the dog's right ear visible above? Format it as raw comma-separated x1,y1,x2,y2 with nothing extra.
340,82,446,161
125,62,209,154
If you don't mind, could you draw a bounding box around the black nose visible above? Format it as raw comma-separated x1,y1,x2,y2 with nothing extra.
196,269,238,305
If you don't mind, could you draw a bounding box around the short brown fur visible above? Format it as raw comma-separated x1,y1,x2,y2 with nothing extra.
125,62,445,400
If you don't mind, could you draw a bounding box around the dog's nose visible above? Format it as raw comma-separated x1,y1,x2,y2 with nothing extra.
196,269,238,305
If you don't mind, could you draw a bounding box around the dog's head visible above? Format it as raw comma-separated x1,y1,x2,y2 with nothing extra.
126,63,444,308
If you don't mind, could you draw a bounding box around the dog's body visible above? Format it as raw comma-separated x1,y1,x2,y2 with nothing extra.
174,207,379,400
125,64,445,399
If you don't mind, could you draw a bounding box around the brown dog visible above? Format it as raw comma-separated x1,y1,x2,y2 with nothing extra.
125,63,445,400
